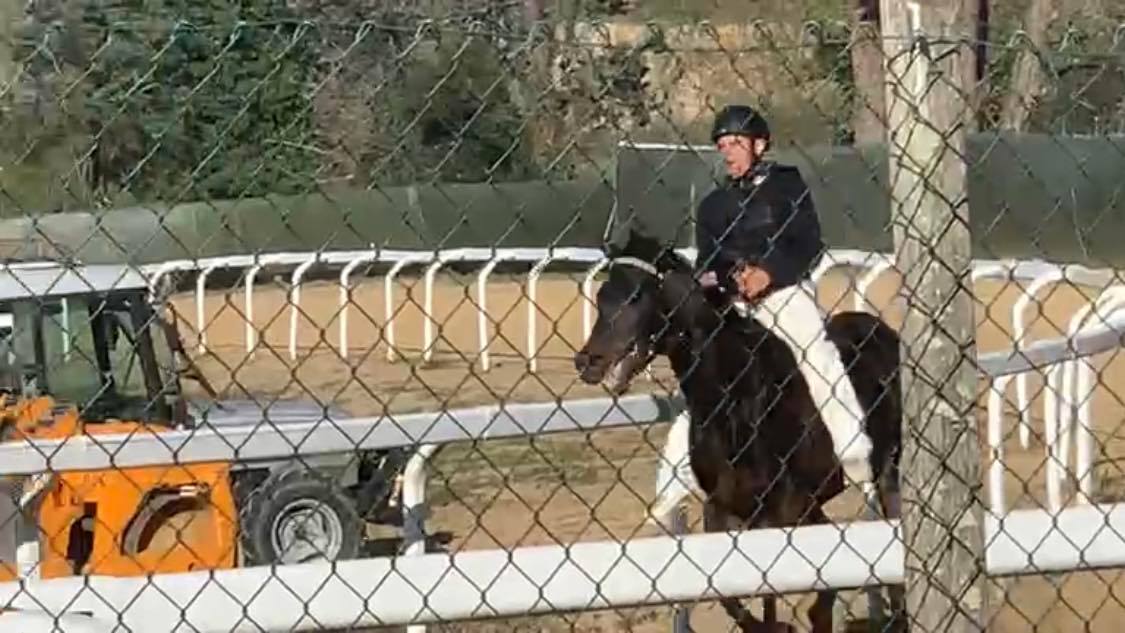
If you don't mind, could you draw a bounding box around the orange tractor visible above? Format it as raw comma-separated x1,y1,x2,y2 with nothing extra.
0,261,408,582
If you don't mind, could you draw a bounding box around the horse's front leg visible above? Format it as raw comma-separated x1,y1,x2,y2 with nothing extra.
878,477,908,633
803,505,837,633
762,597,778,626
703,499,795,633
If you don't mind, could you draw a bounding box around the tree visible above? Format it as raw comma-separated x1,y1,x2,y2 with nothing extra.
77,0,319,203
999,0,1058,130
3,0,321,207
849,0,886,144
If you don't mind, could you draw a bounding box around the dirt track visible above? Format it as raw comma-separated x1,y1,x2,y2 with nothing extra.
167,267,1125,632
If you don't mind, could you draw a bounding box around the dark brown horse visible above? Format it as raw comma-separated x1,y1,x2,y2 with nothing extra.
574,230,905,633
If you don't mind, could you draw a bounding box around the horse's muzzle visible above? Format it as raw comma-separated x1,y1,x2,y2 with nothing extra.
573,350,605,384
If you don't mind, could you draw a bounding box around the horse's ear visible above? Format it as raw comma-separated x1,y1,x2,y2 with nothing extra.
605,239,624,259
605,222,653,258
603,218,684,270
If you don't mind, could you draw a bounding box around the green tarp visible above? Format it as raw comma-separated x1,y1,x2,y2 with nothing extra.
1,132,1122,268
612,133,1125,267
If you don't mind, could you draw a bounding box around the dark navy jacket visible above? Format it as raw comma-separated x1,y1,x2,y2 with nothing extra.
693,160,825,295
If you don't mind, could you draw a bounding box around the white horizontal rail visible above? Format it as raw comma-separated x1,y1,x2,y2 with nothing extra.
136,249,1117,287
140,246,1119,368
0,280,1122,478
0,610,114,633
5,503,1125,633
0,394,681,477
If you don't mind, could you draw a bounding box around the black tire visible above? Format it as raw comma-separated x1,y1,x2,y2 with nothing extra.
240,467,362,566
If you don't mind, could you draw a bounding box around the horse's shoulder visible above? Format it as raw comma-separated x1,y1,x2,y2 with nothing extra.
715,314,786,359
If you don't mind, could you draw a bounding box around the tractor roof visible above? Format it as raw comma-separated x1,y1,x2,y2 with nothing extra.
0,262,150,302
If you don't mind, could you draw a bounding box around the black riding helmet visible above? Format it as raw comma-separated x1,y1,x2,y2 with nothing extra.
710,104,770,143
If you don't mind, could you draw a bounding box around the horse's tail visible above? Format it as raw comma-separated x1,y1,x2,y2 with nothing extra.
826,310,903,507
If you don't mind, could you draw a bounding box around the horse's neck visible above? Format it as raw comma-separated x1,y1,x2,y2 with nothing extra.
666,309,754,410
657,274,763,398
664,307,775,478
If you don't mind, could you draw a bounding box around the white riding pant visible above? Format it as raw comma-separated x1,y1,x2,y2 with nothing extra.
734,282,873,484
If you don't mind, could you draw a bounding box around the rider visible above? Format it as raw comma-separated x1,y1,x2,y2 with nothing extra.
693,104,873,486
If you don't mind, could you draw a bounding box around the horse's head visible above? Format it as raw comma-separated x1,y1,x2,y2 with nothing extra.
574,230,701,394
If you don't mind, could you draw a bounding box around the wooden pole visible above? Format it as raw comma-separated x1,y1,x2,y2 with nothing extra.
879,1,988,632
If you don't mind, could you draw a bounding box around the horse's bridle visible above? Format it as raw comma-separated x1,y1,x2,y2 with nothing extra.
608,256,662,279
603,255,692,360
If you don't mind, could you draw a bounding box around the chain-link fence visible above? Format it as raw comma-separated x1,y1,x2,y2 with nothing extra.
1,1,1125,631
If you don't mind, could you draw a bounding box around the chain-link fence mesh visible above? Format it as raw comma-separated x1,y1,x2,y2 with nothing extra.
1,1,1124,632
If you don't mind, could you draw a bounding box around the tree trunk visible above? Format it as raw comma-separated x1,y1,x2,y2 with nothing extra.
524,0,545,22
849,0,887,144
880,1,989,632
999,0,1058,131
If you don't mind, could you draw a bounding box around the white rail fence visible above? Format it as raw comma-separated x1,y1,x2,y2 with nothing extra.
142,245,1123,514
1,247,1123,631
144,246,891,365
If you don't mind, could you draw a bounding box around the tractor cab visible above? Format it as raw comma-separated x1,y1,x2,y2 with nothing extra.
0,260,410,579
0,261,195,432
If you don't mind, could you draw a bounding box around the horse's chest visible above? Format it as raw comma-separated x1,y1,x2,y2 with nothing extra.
686,407,773,521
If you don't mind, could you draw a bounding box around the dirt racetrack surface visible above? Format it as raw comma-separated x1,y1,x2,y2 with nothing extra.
164,266,1125,633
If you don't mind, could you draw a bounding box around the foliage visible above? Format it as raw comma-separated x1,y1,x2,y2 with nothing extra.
4,0,1125,216
73,0,319,203
365,28,540,185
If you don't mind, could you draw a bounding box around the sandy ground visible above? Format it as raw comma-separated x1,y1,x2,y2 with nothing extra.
162,265,1125,632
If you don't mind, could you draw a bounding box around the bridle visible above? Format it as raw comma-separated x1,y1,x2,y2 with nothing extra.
608,256,662,279
601,255,691,357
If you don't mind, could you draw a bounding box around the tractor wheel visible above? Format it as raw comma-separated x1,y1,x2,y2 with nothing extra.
240,468,362,566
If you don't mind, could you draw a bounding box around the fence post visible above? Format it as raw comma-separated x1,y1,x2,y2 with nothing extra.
880,1,988,632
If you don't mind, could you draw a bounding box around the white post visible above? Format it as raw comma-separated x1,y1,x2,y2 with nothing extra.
1043,363,1065,513
477,258,502,371
853,259,895,312
1012,268,1065,449
147,261,183,303
244,263,264,355
987,375,1014,516
402,443,439,633
385,255,433,363
526,254,553,373
195,262,223,355
288,254,320,361
60,298,70,361
338,253,378,360
422,258,449,365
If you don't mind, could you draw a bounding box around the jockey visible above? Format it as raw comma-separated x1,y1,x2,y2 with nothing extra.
693,103,874,486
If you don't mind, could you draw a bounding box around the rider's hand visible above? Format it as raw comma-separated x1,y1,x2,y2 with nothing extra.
697,270,719,288
735,265,771,300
